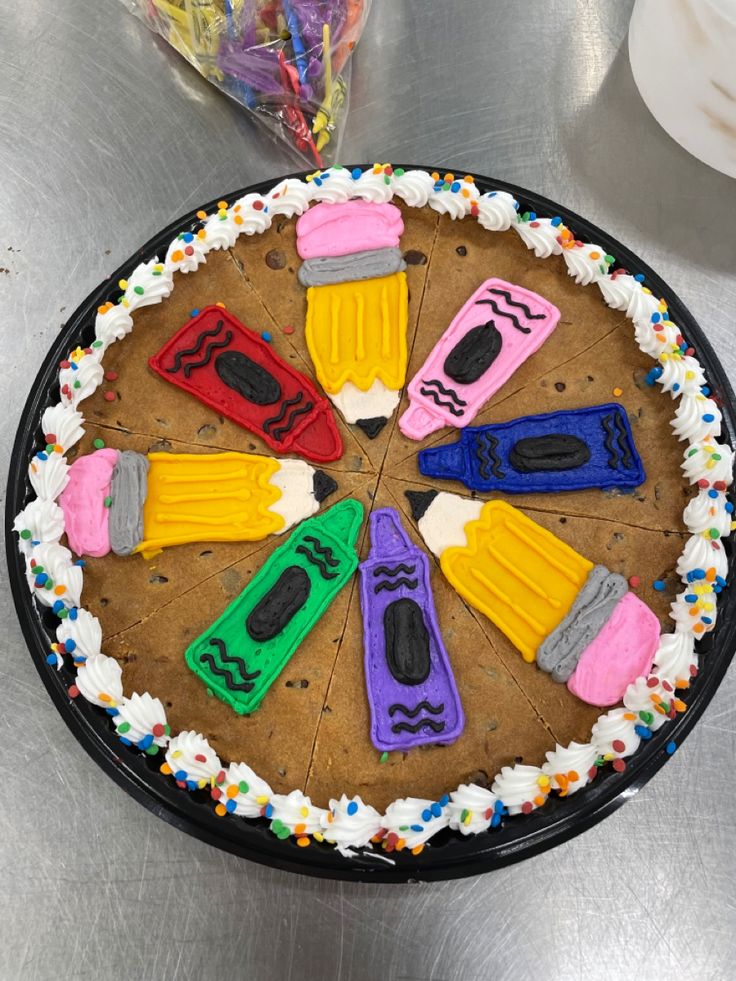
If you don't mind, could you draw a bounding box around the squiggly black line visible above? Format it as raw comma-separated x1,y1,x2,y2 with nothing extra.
207,637,261,680
304,536,339,566
419,387,465,417
614,411,634,468
388,701,445,718
476,432,505,481
296,544,338,579
391,719,447,734
167,322,224,373
485,288,546,320
262,392,303,434
475,298,531,334
601,413,619,469
271,402,313,441
372,563,416,577
199,652,258,692
182,331,234,376
374,577,418,593
419,378,467,407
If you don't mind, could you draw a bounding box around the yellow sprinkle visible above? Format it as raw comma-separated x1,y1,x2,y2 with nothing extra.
313,832,324,843
300,806,309,818
256,795,269,805
172,750,182,758
613,387,623,397
118,278,128,290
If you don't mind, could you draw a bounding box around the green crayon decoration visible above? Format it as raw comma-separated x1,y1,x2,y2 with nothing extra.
185,498,364,714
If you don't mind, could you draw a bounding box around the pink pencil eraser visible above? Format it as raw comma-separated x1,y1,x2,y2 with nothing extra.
295,201,404,259
567,592,659,707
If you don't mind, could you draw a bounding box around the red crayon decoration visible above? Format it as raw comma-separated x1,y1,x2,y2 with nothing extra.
149,306,342,463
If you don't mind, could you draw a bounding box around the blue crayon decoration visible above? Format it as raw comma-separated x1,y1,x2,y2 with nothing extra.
418,403,645,494
282,0,309,87
358,507,464,752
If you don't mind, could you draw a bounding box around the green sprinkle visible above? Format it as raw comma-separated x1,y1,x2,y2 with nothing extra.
73,380,81,388
398,825,409,832
34,566,45,574
709,528,720,539
379,751,389,764
384,175,391,185
152,269,161,276
271,819,290,840
134,285,144,295
605,254,615,264
460,808,469,823
103,496,112,508
165,724,171,735
57,609,68,620
92,340,103,348
93,438,105,450
44,580,54,590
442,182,451,191
639,710,654,725
20,529,31,540
145,744,159,756
118,721,131,734
238,780,250,794
394,167,405,177
46,443,54,453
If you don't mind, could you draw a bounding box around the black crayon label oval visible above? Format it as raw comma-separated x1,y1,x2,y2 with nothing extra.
246,565,311,642
215,351,281,406
383,597,431,685
509,433,591,472
443,320,503,385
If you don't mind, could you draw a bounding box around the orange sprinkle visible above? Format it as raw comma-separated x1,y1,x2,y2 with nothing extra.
589,251,601,261
98,692,111,703
294,822,306,835
217,200,228,209
160,762,172,775
694,623,705,634
461,188,470,198
673,698,687,712
196,210,207,220
613,387,623,397
97,301,113,315
53,585,66,595
464,175,474,183
226,785,238,799
197,229,207,240
411,844,425,855
623,712,636,721
215,803,227,817
171,249,184,263
444,173,454,182
533,795,546,807
568,770,579,782
296,836,310,847
706,568,716,582
395,838,406,851
234,215,243,225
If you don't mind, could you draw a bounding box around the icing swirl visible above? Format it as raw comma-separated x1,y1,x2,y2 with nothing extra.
95,302,135,350
13,499,64,555
542,741,598,795
657,354,707,397
381,795,451,851
349,165,395,203
26,542,82,609
428,175,479,220
41,404,85,452
681,440,734,486
670,583,718,635
123,259,173,311
635,318,681,359
75,653,123,709
514,216,564,258
652,631,698,687
59,352,104,407
391,168,435,208
165,232,208,274
622,675,677,730
561,241,613,286
267,178,314,217
28,452,69,500
476,190,518,231
266,789,325,839
591,707,641,759
491,764,550,815
231,193,272,235
448,783,498,833
56,607,102,662
671,393,723,442
215,761,273,818
676,534,729,583
115,692,169,751
307,166,355,204
320,794,384,854
683,488,733,537
164,731,222,790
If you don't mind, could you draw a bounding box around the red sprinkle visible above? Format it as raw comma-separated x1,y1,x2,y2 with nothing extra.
103,391,116,402
60,360,71,369
211,787,222,800
68,685,79,698
253,200,264,211
484,808,493,820
194,753,207,763
105,370,118,381
152,723,165,737
647,677,659,688
690,665,698,677
612,739,626,753
45,433,57,444
714,481,727,491
282,325,295,335
521,801,533,814
588,766,598,780
612,759,626,773
662,680,673,692
628,575,641,588
184,246,194,256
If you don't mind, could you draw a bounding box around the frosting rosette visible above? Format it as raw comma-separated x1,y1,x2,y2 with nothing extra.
635,318,681,359
231,193,272,235
681,440,734,486
349,164,395,203
561,240,613,286
164,731,222,790
56,607,102,662
448,783,498,834
542,741,599,795
41,404,85,453
672,394,723,442
476,190,518,231
652,631,698,688
213,762,273,818
115,692,169,752
391,168,435,207
26,542,82,609
265,789,326,843
428,174,479,220
320,795,383,854
591,707,641,760
491,764,550,815
267,177,314,217
677,534,729,583
122,259,173,311
28,452,69,500
59,352,104,408
514,215,564,258
165,231,207,274
656,354,707,397
95,301,135,351
306,166,354,203
622,674,681,730
683,488,733,537
598,273,661,322
671,584,718,635
13,499,64,556
381,795,451,852
75,653,123,709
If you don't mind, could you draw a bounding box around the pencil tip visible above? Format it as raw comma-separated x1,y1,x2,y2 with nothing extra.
313,470,338,503
355,416,388,439
405,490,438,522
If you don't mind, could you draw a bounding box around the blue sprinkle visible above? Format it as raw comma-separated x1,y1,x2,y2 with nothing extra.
30,540,39,547
701,386,711,396
174,769,187,781
685,594,697,604
528,212,536,221
65,639,77,652
439,794,449,807
74,559,85,567
186,780,198,791
702,616,713,625
410,824,424,833
346,800,358,816
226,799,237,813
653,580,666,591
138,733,154,750
261,331,272,343
490,813,502,828
673,383,680,392
351,167,362,180
430,802,442,818
666,740,677,755
489,191,497,197
651,312,661,324
716,576,727,586
119,736,132,747
551,216,562,226
105,706,118,717
708,489,719,499
513,199,519,210
313,177,322,187
725,503,734,513
36,452,48,462
35,574,48,587
190,308,200,317
321,171,330,180
494,799,505,814
634,725,652,739
703,413,715,423
634,273,645,282
263,206,268,214
680,342,688,353
265,803,274,818
450,181,461,192
69,607,78,620
182,232,194,243
73,655,86,665
46,653,58,666
421,808,432,822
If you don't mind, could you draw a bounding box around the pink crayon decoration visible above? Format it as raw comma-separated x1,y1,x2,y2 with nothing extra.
399,279,561,441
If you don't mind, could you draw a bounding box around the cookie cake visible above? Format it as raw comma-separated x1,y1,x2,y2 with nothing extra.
12,164,734,859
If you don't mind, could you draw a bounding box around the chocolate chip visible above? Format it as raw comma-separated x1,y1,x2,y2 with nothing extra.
285,679,309,689
554,382,566,392
455,245,467,256
265,249,286,270
149,575,169,585
403,249,427,265
197,424,217,439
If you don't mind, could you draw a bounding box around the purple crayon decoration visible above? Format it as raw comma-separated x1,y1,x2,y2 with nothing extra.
359,507,464,752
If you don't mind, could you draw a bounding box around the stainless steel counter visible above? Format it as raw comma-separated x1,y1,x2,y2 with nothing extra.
1,1,735,978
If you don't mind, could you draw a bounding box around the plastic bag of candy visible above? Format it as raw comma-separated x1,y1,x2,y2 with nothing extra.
119,1,371,166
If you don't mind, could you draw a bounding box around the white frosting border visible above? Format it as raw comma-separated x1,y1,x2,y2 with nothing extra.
14,163,734,858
